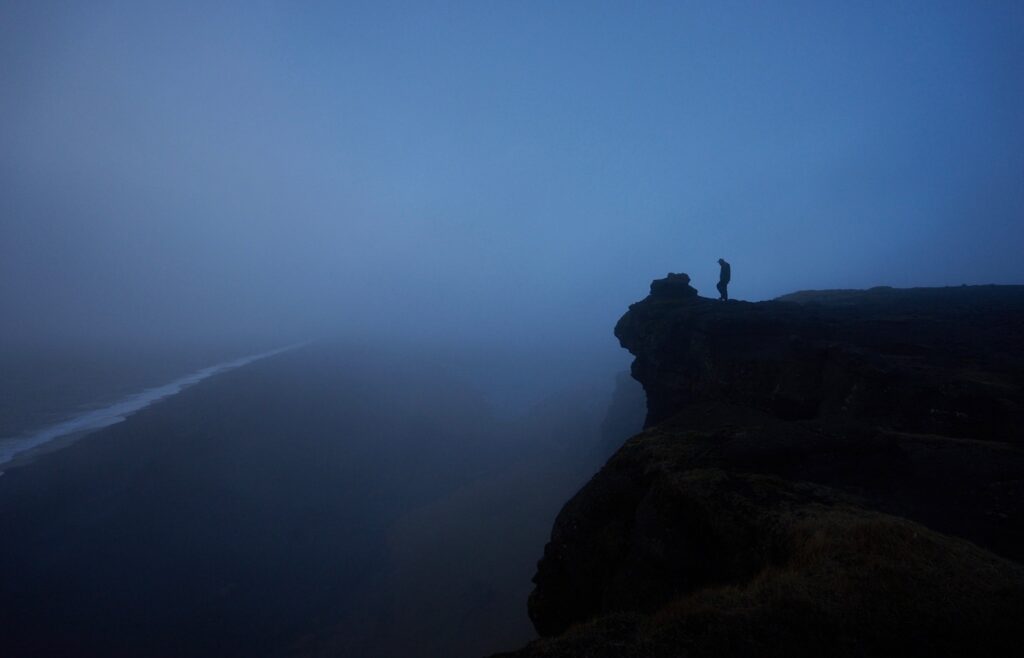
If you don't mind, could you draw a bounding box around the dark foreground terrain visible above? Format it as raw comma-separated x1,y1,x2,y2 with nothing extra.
0,344,638,657
498,281,1024,657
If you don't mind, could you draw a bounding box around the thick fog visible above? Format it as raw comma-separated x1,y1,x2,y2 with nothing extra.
3,1,1023,357
2,5,1024,656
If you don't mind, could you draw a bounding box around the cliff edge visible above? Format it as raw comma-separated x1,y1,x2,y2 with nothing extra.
496,280,1024,657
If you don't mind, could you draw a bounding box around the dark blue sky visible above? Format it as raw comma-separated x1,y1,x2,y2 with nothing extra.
2,1,1022,351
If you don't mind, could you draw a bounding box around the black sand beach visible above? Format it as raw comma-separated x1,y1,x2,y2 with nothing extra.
0,344,611,657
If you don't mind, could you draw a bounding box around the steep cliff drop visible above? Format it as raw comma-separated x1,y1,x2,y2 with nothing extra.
495,278,1024,657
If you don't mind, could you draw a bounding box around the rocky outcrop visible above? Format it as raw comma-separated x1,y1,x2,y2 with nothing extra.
616,282,1024,434
497,282,1024,657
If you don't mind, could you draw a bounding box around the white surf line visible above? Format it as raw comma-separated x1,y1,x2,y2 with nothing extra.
0,342,308,469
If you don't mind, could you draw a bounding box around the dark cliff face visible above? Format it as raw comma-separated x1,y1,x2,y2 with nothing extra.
499,281,1024,658
615,283,1024,435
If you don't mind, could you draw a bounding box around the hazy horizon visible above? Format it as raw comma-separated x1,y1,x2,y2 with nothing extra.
3,1,1023,352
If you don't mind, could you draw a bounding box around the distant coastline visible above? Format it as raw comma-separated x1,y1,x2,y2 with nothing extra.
0,342,306,472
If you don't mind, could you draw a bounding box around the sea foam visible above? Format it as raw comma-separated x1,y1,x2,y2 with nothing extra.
0,343,305,468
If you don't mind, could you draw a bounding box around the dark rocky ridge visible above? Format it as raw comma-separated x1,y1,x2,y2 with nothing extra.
495,280,1024,657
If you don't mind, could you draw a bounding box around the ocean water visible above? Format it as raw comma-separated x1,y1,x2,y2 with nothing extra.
0,343,303,467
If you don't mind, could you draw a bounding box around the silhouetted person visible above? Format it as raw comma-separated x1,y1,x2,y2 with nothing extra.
717,258,730,300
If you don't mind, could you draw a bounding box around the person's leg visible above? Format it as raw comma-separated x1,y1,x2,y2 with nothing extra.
716,282,725,300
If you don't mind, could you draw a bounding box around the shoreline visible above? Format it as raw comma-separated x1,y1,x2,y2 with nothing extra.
0,341,307,474
0,429,98,476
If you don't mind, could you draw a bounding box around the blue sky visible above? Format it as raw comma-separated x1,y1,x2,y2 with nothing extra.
2,1,1022,351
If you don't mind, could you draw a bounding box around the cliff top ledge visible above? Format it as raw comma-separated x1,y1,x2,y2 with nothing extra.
615,280,1024,430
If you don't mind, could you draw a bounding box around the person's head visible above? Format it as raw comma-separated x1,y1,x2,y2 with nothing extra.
718,258,725,265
